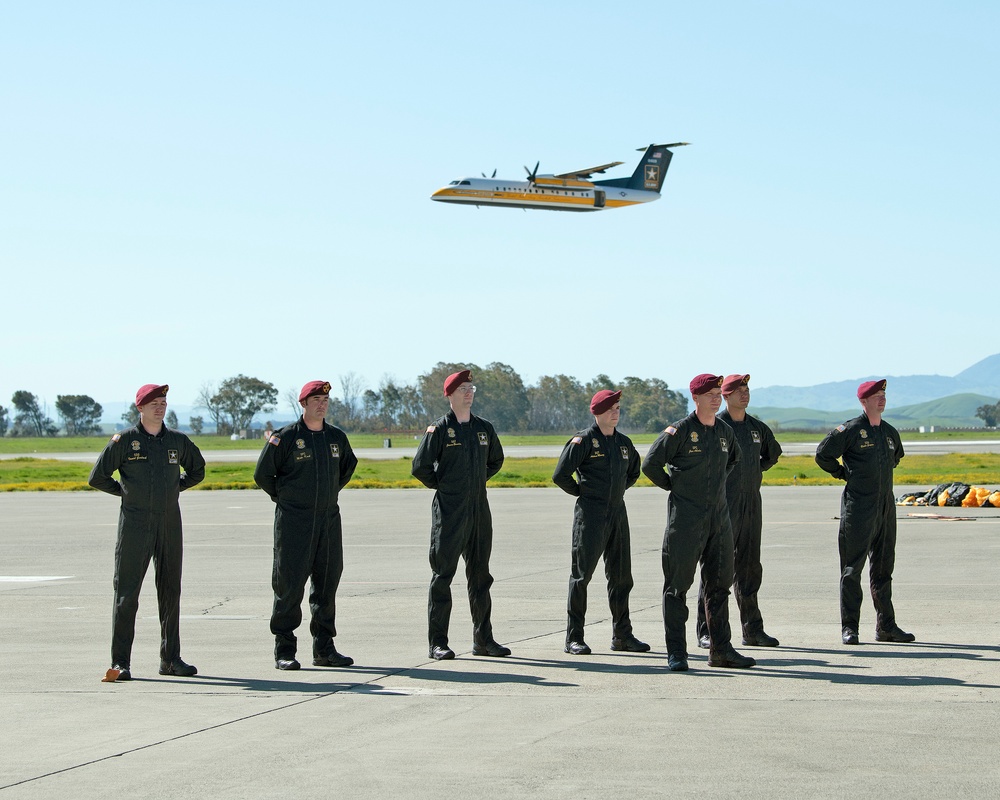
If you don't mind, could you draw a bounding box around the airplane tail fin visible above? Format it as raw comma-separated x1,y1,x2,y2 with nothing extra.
595,143,688,193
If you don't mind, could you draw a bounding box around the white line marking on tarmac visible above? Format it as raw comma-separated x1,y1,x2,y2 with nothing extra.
0,576,73,582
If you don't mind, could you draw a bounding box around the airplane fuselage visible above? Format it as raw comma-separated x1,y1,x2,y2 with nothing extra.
430,177,661,212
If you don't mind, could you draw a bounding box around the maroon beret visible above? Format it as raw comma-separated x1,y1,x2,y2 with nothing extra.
135,384,168,407
443,369,472,396
722,373,750,395
590,389,622,415
299,380,332,402
857,379,887,399
689,374,724,395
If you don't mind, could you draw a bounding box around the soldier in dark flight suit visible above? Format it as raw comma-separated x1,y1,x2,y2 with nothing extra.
642,374,755,672
89,383,205,682
411,369,510,660
254,380,358,670
696,374,783,649
815,379,913,645
553,389,648,655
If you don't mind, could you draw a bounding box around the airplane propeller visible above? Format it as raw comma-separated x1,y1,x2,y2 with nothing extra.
481,169,497,178
524,161,540,184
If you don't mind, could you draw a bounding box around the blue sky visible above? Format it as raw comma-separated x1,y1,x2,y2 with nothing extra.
3,2,997,417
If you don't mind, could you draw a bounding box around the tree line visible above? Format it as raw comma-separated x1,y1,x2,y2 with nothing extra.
196,364,688,435
1,363,688,437
0,392,103,437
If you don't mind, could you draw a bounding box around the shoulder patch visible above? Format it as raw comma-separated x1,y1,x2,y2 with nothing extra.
836,424,846,433
268,435,281,446
665,426,677,436
111,433,121,443
426,425,437,433
570,436,583,445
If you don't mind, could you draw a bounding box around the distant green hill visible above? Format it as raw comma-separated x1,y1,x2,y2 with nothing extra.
753,393,996,431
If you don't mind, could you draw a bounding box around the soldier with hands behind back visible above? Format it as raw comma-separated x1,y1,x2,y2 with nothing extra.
254,380,358,671
553,389,648,656
815,379,912,646
696,373,782,650
89,383,205,682
642,374,755,672
411,369,511,660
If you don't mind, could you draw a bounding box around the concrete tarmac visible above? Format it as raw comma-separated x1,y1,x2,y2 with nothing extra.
4,438,1000,463
1,486,999,798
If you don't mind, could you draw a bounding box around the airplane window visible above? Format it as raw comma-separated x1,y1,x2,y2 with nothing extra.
449,181,459,185
459,180,471,185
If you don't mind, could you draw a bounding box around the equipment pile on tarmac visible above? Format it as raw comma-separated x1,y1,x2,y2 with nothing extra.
897,483,1000,508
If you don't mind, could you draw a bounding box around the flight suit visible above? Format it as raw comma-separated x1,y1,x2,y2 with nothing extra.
254,418,358,661
552,423,641,645
815,415,904,632
642,413,741,658
411,411,504,649
88,425,205,668
697,410,782,640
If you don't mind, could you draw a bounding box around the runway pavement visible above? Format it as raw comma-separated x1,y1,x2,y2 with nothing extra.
1,486,999,798
4,438,1000,463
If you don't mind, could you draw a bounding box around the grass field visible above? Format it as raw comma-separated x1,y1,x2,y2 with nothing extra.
3,454,1000,492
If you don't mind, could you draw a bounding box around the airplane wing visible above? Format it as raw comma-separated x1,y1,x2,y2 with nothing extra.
553,161,624,180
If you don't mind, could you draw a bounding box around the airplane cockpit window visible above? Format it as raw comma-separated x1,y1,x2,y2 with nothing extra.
459,180,471,185
449,180,460,185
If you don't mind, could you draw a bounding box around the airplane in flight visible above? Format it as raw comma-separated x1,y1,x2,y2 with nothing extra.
430,142,689,212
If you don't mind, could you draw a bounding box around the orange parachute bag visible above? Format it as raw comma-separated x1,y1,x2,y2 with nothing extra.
961,487,991,507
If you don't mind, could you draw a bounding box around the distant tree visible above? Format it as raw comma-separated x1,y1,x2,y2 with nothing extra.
417,362,476,421
188,415,204,435
584,374,617,396
467,362,530,433
395,383,424,430
338,372,366,428
196,382,226,434
617,377,687,432
377,380,400,428
324,398,353,428
283,387,301,420
166,410,179,429
121,406,140,427
372,376,424,430
210,374,278,434
976,401,1000,428
0,405,8,437
55,395,104,436
11,391,57,437
362,388,381,425
528,374,589,432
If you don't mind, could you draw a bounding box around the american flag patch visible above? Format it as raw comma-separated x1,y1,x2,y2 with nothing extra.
836,425,846,432
268,435,281,446
666,426,677,435
571,436,583,445
111,433,121,443
426,425,437,433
